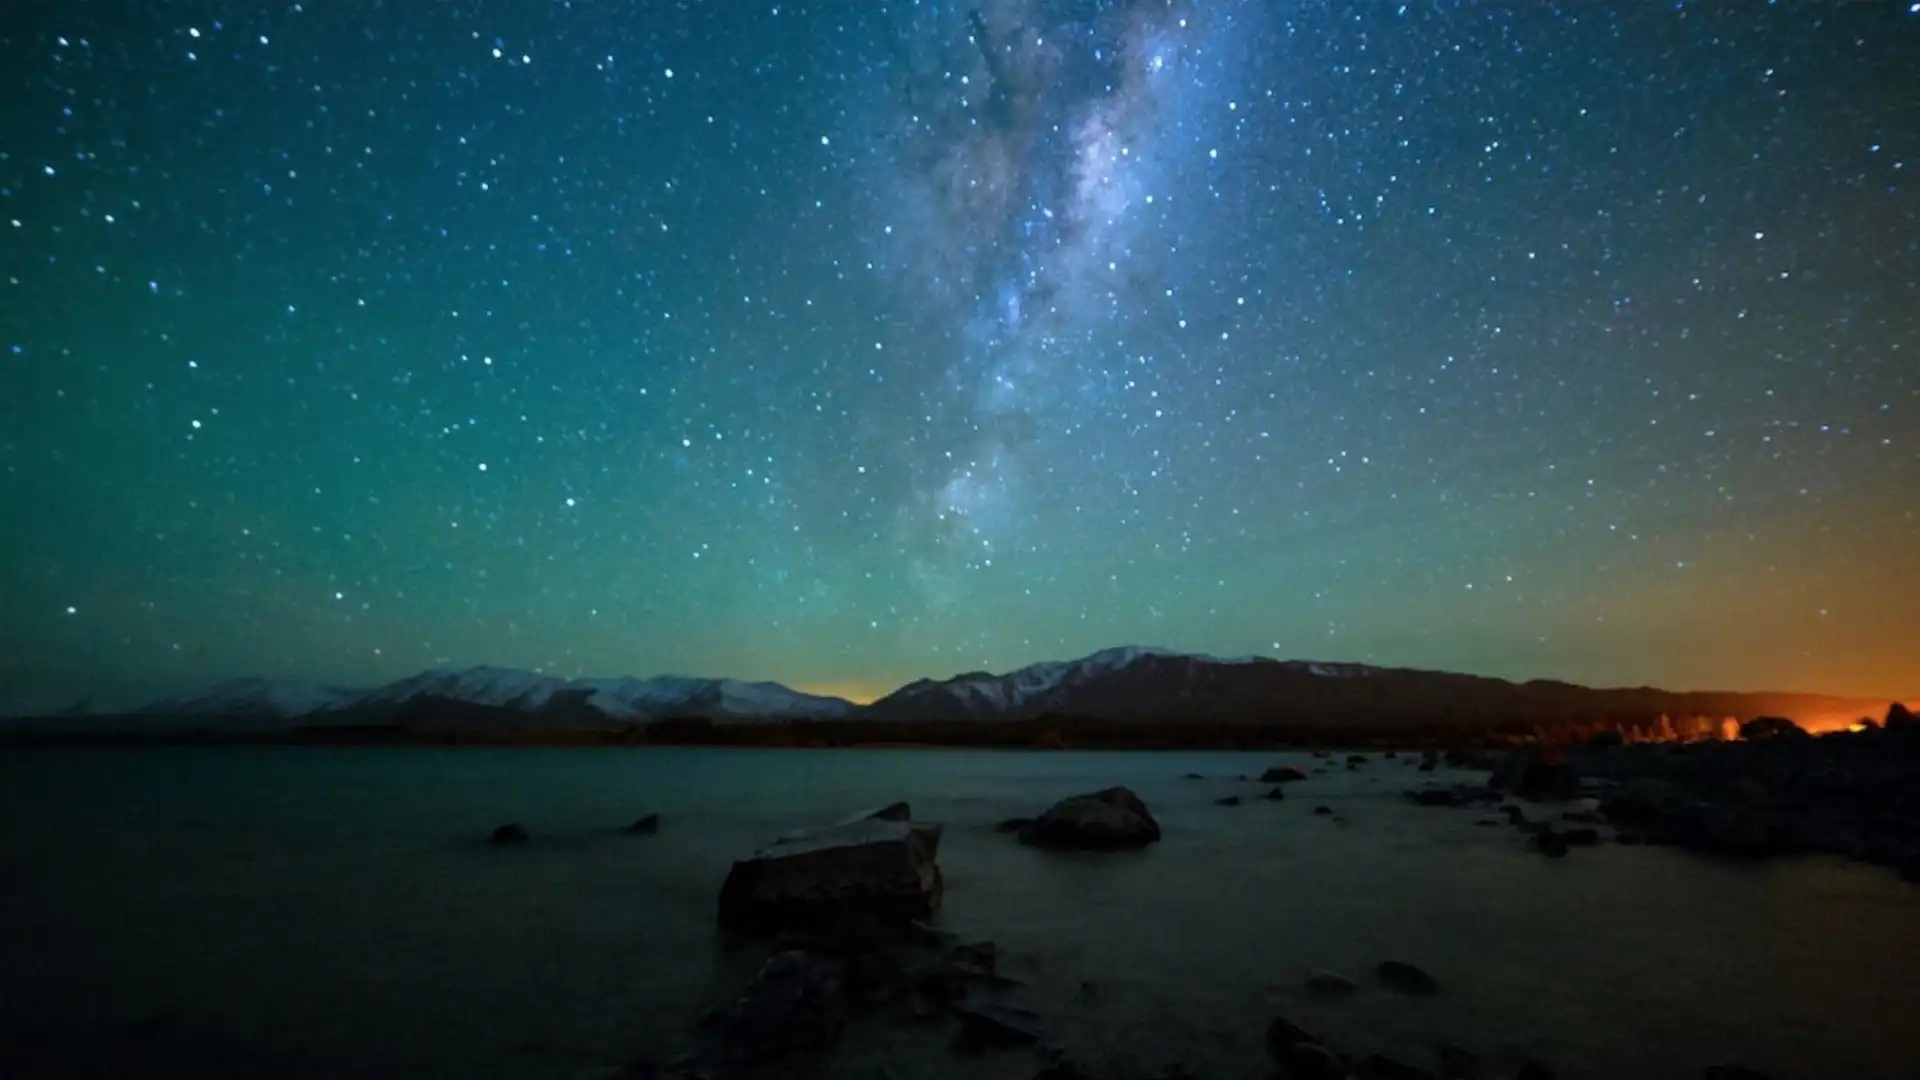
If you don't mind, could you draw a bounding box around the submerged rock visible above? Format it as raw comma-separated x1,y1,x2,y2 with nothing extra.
625,814,660,835
1356,1055,1440,1080
1376,960,1440,995
1276,1043,1346,1080
718,809,943,932
1304,970,1358,997
1534,829,1570,858
692,950,848,1071
1019,787,1162,850
1264,1015,1322,1065
1264,786,1289,801
489,823,529,845
1489,748,1579,800
1215,795,1242,807
1437,1043,1481,1079
951,1001,1043,1048
1739,716,1808,741
1262,765,1310,783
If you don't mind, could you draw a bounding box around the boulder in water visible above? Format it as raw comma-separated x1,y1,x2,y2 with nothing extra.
690,951,848,1070
1437,1044,1480,1079
1277,1043,1346,1080
950,1001,1043,1048
718,809,943,932
1262,765,1309,783
1264,786,1288,801
1264,1015,1322,1066
625,814,660,835
1376,960,1440,995
1489,748,1578,800
1356,1055,1440,1080
1739,716,1808,741
1215,795,1242,807
489,823,529,846
1018,787,1161,850
1304,970,1357,997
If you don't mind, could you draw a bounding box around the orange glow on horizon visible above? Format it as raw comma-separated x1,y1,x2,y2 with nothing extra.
792,679,895,706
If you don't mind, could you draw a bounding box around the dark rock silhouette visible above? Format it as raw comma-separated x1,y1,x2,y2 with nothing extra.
1437,1043,1481,1079
1215,795,1242,807
1534,829,1570,858
950,1001,1043,1048
718,807,943,932
1018,787,1161,850
624,814,660,835
1305,970,1357,996
681,950,847,1073
488,823,528,845
1489,748,1578,800
1376,960,1440,994
1262,765,1309,783
1739,716,1807,741
1356,1054,1440,1080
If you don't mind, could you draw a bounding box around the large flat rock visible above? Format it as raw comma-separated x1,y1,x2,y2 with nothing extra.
719,811,943,932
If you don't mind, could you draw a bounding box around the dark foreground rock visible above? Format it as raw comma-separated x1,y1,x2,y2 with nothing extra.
1436,1043,1480,1079
1376,960,1440,995
1304,970,1357,996
489,823,529,845
1488,748,1578,800
1018,787,1162,850
1356,1054,1439,1080
719,806,943,932
1576,723,1920,877
950,1001,1043,1049
674,950,847,1078
625,814,661,835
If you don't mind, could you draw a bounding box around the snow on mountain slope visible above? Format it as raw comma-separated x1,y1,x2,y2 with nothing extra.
870,646,1384,720
138,666,854,724
144,677,362,719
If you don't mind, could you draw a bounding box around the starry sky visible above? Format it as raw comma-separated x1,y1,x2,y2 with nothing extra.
2,1,1917,712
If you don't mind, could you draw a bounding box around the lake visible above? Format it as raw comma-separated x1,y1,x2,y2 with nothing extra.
0,747,1915,1080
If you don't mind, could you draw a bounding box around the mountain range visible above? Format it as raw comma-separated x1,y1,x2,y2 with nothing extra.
3,645,1902,736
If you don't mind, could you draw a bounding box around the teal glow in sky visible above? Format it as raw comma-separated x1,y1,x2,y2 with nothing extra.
2,2,1917,710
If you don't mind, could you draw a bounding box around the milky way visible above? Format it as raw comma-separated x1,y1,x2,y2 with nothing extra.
1,2,1916,709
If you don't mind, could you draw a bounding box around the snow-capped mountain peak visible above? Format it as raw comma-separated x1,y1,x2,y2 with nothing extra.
139,666,854,724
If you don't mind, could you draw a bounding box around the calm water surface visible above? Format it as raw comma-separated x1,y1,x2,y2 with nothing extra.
1,747,1915,1080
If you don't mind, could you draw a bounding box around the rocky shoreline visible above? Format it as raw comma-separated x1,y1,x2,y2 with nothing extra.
514,770,1834,1080
1399,705,1920,883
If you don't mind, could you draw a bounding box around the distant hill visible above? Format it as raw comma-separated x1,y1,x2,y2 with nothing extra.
869,646,1887,731
0,647,1900,742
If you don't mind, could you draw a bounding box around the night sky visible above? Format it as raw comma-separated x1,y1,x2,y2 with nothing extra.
2,1,1917,712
